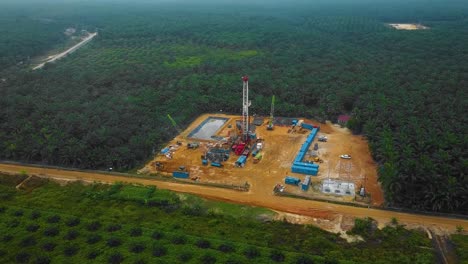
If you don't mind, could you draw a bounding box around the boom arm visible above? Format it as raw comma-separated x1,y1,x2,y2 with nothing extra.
269,95,275,126
167,114,181,134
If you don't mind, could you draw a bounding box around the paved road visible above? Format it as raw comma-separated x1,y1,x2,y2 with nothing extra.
33,32,98,70
0,163,466,232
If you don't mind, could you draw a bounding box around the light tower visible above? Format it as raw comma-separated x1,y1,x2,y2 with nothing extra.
241,75,250,142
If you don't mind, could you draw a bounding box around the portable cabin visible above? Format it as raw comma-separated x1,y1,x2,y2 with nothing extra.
301,176,311,191
285,176,301,185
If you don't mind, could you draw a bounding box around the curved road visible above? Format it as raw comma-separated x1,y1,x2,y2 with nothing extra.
0,163,466,232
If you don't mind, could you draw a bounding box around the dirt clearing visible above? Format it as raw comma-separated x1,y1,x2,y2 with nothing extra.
142,114,384,206
388,23,429,30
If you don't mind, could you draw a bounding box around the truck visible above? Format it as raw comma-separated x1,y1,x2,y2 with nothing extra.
253,152,262,164
187,142,200,149
235,155,247,167
318,135,328,142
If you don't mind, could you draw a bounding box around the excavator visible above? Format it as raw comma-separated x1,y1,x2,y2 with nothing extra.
267,95,275,130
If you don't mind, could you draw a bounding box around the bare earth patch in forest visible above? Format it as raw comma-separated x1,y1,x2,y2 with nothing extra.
388,23,429,30
141,113,384,206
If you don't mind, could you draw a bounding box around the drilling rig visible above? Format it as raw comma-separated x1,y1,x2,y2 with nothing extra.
267,95,275,130
241,75,251,142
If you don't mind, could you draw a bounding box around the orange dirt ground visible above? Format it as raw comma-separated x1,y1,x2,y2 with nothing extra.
141,113,384,206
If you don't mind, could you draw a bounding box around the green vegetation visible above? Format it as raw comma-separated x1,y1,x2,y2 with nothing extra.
0,175,436,263
0,0,467,213
452,234,468,264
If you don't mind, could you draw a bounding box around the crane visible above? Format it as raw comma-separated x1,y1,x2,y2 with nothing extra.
267,95,275,130
241,76,250,142
167,114,182,134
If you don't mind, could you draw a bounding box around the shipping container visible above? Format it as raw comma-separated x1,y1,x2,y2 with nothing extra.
285,176,301,185
202,159,208,165
161,147,170,154
211,162,223,167
294,162,319,168
301,123,314,130
173,171,189,178
292,165,318,175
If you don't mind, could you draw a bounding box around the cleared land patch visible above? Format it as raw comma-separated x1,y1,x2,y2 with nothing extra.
388,23,429,30
141,113,384,207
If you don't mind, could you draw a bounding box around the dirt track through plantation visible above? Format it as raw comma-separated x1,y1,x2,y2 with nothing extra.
33,32,98,70
0,163,466,233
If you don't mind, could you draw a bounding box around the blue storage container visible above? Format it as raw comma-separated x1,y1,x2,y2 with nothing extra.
161,147,170,154
211,162,223,167
294,162,318,168
235,155,247,166
292,165,318,175
202,159,208,165
301,123,313,130
285,176,300,185
310,128,318,139
292,119,298,125
173,171,189,178
291,127,321,176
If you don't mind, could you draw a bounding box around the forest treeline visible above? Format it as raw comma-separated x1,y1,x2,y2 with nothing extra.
0,1,467,213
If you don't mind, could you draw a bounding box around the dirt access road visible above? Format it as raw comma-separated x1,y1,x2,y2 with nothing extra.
33,32,98,70
0,163,466,233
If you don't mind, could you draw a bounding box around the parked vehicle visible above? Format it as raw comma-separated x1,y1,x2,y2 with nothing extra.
318,135,328,142
340,154,351,159
187,142,200,149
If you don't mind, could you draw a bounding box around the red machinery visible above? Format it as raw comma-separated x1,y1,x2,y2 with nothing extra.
234,143,246,155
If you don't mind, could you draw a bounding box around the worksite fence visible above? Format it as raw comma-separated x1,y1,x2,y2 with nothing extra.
0,160,250,192
1,160,466,220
